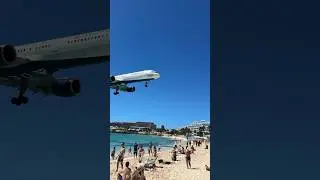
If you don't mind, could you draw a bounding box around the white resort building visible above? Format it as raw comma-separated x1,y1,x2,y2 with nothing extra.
181,120,210,135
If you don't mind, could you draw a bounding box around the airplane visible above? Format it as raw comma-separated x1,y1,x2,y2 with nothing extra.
109,70,160,95
0,29,109,106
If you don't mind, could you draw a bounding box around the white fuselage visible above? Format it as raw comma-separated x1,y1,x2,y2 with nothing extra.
0,29,109,95
114,70,160,81
14,29,109,61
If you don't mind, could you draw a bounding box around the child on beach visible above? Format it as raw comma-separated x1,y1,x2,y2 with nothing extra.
111,146,116,160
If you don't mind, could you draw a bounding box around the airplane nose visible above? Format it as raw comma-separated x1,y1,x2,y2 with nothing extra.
155,73,160,79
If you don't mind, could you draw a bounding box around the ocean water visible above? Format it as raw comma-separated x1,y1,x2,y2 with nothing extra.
110,133,175,152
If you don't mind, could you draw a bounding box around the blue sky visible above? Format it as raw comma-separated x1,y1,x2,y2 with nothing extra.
0,1,108,179
110,0,210,129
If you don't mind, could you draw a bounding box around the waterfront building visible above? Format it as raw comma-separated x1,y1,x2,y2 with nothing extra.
185,120,210,134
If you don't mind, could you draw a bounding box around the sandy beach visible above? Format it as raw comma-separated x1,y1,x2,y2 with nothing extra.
110,142,210,180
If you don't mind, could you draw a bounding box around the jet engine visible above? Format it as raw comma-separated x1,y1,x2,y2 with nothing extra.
110,76,116,81
118,85,135,92
0,45,17,65
126,86,136,92
52,79,81,97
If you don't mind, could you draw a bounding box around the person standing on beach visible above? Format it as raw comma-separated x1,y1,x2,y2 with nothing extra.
116,143,126,172
139,146,145,160
111,146,116,160
133,143,138,159
148,146,151,157
185,147,192,168
128,146,132,155
149,142,153,154
153,145,157,157
172,147,177,161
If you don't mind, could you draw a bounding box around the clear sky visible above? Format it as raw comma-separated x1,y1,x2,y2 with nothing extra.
110,0,210,129
0,1,108,179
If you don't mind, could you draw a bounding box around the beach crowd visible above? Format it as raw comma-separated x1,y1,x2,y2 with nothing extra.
110,138,210,180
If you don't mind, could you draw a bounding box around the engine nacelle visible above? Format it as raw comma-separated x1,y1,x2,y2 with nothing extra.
119,85,135,92
110,76,116,81
0,45,17,65
126,86,136,92
52,79,81,97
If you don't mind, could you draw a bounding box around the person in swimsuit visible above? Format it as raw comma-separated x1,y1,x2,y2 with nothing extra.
128,146,132,154
185,147,191,168
153,145,157,157
111,146,116,160
191,145,195,153
116,143,126,172
118,161,131,180
172,148,177,161
138,171,146,180
133,143,138,158
148,146,151,156
149,142,153,154
139,146,145,158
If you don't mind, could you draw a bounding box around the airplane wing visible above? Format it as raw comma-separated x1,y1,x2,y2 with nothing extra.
0,76,20,88
0,76,40,94
109,82,126,90
109,78,150,86
109,82,136,93
0,55,109,76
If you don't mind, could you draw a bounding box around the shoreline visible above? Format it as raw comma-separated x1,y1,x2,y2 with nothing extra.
110,135,187,163
110,134,187,151
110,132,187,141
161,134,187,141
110,140,210,180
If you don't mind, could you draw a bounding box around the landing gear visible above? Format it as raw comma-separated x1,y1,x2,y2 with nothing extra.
11,77,29,106
145,81,149,87
113,88,119,95
11,96,29,106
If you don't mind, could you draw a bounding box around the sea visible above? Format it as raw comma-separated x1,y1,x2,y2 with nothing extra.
110,133,176,152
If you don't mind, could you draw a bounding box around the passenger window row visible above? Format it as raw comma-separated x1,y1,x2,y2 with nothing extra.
16,34,106,53
66,34,105,44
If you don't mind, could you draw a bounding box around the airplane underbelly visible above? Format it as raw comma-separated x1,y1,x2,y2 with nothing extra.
126,76,149,81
